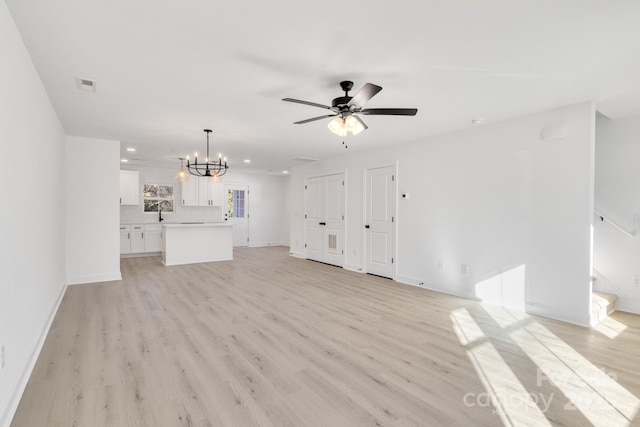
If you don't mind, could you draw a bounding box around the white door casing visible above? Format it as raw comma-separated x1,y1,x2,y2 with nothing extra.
365,165,395,278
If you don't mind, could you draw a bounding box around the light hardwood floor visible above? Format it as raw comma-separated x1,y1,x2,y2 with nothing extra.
11,247,640,426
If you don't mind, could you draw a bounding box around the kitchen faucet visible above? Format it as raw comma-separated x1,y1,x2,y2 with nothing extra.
159,208,164,222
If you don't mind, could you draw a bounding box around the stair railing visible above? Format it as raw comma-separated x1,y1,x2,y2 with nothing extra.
594,211,636,238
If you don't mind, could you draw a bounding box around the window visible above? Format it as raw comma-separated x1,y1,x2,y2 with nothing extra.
227,189,245,218
144,184,174,212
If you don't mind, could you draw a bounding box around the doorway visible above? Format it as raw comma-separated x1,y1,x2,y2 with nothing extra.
364,165,395,278
225,184,249,247
305,173,345,267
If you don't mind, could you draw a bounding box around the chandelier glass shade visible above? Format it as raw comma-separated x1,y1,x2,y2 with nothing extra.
327,114,367,136
186,129,229,178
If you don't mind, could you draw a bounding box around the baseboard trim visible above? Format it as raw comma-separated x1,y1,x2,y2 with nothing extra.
67,271,122,285
289,251,306,259
615,301,640,315
526,301,590,327
120,252,160,258
395,275,475,300
1,281,67,427
248,242,290,248
344,264,364,273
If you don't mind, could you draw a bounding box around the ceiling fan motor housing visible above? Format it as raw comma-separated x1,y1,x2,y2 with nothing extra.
332,96,352,108
332,80,355,108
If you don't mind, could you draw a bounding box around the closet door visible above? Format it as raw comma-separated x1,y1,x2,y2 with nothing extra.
304,173,344,267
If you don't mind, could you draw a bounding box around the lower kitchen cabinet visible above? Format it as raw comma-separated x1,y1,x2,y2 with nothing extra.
120,225,131,255
120,223,163,255
144,224,163,252
130,225,145,253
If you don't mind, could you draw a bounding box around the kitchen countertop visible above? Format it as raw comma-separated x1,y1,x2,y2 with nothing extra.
120,221,226,225
163,222,232,228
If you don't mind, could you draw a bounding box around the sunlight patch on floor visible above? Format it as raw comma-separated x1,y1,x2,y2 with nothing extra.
511,321,639,425
593,315,628,339
453,303,639,426
450,307,486,346
480,304,530,329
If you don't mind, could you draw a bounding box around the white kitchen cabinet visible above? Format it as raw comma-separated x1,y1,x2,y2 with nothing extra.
120,170,140,205
120,225,131,254
182,177,223,207
144,224,163,252
209,182,224,206
181,177,199,206
130,224,145,253
121,223,162,255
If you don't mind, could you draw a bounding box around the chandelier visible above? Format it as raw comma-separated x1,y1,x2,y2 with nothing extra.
186,129,229,177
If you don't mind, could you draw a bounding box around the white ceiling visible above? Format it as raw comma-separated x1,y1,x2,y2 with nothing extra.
6,0,640,173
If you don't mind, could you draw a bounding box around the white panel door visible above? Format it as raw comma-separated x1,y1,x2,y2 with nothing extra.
365,166,395,278
305,176,324,262
305,173,344,266
225,184,249,247
323,174,344,267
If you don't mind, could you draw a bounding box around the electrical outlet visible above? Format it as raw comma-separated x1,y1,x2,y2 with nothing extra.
461,264,469,275
1,345,5,370
633,276,640,286
437,261,444,272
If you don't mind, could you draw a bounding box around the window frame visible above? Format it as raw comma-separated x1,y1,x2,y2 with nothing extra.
143,183,175,213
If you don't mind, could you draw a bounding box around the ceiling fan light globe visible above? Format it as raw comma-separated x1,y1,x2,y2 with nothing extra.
345,114,366,135
328,117,347,136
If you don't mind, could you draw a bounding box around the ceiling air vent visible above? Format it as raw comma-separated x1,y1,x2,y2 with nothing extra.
76,77,96,92
294,157,319,162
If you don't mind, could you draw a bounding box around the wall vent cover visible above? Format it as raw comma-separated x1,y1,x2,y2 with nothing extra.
76,77,96,92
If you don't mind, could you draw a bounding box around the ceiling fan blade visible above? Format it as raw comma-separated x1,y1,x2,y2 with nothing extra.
294,114,337,124
360,108,418,116
347,83,382,108
282,98,333,110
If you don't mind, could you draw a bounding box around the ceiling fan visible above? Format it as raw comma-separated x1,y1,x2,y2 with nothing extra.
282,81,418,136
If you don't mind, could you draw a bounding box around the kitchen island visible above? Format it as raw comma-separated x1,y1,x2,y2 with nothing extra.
161,223,233,266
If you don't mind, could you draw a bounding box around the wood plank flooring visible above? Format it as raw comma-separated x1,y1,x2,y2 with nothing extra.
11,247,640,426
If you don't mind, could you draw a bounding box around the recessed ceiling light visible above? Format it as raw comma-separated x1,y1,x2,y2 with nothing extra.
121,159,128,163
282,170,289,174
472,118,485,125
126,147,136,152
244,159,251,163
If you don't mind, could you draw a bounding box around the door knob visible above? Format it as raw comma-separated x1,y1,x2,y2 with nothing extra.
319,222,326,226
365,225,370,229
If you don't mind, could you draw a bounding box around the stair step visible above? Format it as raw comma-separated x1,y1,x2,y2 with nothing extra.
591,292,618,326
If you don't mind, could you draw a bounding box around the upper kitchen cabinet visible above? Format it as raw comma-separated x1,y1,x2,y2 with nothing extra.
120,170,140,205
182,177,223,207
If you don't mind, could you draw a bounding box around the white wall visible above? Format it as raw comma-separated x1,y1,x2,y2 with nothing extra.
0,2,66,425
593,113,640,313
120,165,289,246
290,102,595,325
65,136,121,284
